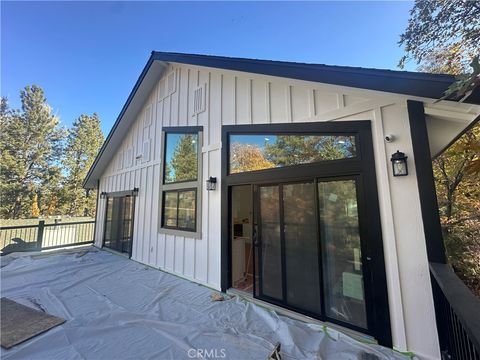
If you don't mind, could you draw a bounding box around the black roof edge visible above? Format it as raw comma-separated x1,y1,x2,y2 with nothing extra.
84,51,479,188
83,53,157,188
151,51,466,101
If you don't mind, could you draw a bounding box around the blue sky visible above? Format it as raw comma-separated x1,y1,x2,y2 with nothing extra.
2,1,414,135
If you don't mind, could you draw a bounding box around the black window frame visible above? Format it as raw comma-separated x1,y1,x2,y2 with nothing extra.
161,188,198,232
220,120,392,347
159,126,203,237
228,132,359,175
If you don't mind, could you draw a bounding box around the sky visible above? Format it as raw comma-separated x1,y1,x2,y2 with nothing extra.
2,1,415,135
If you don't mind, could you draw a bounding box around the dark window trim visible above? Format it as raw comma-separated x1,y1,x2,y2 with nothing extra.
103,189,138,198
221,120,392,347
162,126,203,133
102,194,136,258
228,132,358,175
163,130,201,185
159,127,203,238
161,188,197,232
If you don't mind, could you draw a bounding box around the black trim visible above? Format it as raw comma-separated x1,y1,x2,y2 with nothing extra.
102,194,136,258
407,100,446,264
162,128,202,185
84,51,476,188
151,52,466,102
83,54,158,188
161,188,197,232
102,189,139,198
227,132,358,175
162,126,203,133
221,121,392,347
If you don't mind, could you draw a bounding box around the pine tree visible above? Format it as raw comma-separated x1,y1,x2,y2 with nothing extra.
170,134,198,182
61,113,104,216
0,87,64,219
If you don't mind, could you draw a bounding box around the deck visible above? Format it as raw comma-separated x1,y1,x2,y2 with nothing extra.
0,247,407,359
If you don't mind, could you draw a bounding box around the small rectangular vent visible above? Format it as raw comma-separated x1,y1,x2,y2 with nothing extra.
193,84,206,115
144,105,152,127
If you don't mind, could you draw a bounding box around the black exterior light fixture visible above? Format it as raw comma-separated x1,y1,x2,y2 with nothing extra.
132,187,140,196
390,150,408,176
100,191,107,199
206,177,217,191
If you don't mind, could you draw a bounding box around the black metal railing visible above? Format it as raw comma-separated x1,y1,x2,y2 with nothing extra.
1,220,95,255
430,262,480,360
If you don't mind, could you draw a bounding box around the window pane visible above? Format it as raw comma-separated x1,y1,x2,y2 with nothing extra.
229,134,356,174
283,182,321,313
259,185,283,300
163,192,178,227
164,133,198,183
317,180,367,329
178,190,196,230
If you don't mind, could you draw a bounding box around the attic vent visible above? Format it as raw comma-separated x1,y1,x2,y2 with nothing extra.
193,84,206,115
144,105,152,127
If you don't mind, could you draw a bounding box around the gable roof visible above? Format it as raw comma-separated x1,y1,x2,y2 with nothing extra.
83,51,479,188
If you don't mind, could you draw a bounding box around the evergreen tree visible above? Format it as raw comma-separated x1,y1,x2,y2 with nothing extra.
62,113,104,216
0,86,64,219
170,134,197,182
265,135,355,166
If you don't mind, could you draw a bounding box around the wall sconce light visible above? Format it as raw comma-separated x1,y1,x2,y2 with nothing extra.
206,177,217,191
390,151,408,177
132,187,139,196
100,192,107,199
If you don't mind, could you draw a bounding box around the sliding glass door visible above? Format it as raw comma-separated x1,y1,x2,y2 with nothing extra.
254,177,367,329
222,121,392,346
103,195,135,256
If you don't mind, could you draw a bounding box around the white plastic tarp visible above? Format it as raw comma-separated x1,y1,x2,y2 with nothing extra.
0,248,410,360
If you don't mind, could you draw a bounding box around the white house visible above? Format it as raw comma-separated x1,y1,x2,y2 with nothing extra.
84,52,480,360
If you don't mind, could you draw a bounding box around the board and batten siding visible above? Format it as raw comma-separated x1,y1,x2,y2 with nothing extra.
94,63,443,359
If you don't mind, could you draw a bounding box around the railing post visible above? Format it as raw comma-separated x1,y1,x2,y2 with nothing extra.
36,220,45,250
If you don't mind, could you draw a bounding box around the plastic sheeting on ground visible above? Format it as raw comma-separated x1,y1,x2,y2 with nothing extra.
0,248,409,360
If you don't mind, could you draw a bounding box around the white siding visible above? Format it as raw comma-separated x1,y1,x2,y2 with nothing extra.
93,63,450,359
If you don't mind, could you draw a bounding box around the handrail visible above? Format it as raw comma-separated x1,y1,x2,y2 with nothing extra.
1,220,95,255
0,224,40,230
44,221,95,227
430,262,480,359
0,220,95,230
